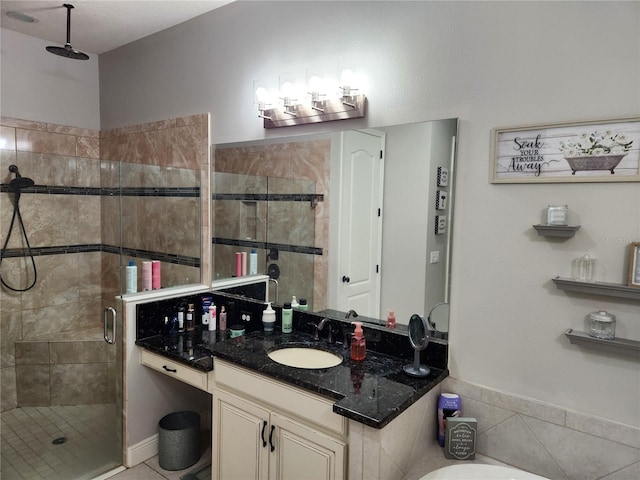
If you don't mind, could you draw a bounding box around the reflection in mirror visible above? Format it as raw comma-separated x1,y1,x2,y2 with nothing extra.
427,302,450,340
403,314,431,377
212,118,458,330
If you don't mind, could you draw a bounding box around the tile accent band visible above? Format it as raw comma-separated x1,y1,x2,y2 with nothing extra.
1,244,200,267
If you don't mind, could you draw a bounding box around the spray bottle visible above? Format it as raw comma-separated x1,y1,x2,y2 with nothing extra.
350,322,366,361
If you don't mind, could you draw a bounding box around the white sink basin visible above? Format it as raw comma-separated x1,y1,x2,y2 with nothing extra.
268,347,342,369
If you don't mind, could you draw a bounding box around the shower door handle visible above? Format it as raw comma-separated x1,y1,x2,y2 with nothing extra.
104,306,117,344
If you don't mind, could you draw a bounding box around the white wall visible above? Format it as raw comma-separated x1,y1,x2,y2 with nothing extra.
0,28,100,130
5,1,638,428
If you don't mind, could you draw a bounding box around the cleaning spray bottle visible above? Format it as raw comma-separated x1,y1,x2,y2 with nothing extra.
350,322,366,361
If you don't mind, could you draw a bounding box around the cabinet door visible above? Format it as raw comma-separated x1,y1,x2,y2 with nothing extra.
269,412,346,480
213,389,270,480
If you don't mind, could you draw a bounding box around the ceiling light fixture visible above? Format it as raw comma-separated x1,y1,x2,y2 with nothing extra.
6,11,39,23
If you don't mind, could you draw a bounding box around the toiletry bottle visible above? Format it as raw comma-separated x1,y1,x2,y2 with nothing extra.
209,305,217,332
249,249,258,275
177,305,185,333
386,310,397,329
298,298,308,311
350,322,366,361
186,304,195,332
262,302,276,332
219,306,227,331
241,251,247,276
291,296,299,308
151,260,161,289
142,261,152,291
282,302,293,333
125,260,137,294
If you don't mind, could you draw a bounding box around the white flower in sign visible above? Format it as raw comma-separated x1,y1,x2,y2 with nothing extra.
559,130,633,158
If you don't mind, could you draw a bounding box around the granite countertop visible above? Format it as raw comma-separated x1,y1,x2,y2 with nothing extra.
137,327,447,429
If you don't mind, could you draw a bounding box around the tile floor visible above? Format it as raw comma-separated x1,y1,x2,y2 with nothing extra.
1,405,120,480
105,448,211,480
1,404,211,480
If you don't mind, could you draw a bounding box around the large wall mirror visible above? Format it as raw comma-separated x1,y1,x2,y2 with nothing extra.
211,118,458,334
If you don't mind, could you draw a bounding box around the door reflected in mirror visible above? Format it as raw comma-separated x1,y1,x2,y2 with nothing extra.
212,118,458,334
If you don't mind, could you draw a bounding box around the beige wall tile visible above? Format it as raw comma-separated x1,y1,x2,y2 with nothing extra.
16,364,50,406
1,311,22,368
1,126,16,150
15,342,49,365
16,129,76,156
50,340,107,364
50,363,108,405
1,366,18,411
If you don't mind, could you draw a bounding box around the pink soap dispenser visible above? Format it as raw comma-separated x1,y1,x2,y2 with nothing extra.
386,310,396,329
350,322,366,361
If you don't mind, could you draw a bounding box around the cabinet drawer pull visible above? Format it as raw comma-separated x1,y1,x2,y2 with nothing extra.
261,420,267,447
162,365,177,373
269,425,275,452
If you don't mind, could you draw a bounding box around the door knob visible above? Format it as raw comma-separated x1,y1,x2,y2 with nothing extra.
342,275,350,283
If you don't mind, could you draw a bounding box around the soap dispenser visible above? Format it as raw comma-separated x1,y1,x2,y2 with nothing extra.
262,302,276,332
350,322,366,361
386,310,396,329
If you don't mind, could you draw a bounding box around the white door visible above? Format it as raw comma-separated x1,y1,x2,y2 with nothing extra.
335,130,384,318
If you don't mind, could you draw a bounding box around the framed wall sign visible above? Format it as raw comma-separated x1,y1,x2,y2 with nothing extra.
629,243,640,288
491,117,640,183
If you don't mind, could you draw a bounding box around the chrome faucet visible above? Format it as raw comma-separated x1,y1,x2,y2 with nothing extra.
310,318,333,343
345,309,358,319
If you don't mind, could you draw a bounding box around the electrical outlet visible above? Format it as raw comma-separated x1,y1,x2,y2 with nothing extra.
430,251,440,264
241,311,252,322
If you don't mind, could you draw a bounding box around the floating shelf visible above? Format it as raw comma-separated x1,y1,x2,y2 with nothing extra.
552,277,640,301
533,224,580,238
564,329,640,357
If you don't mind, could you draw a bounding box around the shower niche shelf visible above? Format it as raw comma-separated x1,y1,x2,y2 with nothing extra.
564,329,640,357
552,277,640,301
533,224,580,238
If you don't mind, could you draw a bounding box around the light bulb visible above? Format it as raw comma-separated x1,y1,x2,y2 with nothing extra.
340,69,354,89
309,76,322,94
255,87,267,103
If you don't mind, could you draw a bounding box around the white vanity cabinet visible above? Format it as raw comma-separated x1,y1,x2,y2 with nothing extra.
212,359,348,480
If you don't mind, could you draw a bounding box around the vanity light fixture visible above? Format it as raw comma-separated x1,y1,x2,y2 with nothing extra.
254,69,367,129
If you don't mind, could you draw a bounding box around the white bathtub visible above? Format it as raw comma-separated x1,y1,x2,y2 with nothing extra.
419,464,549,479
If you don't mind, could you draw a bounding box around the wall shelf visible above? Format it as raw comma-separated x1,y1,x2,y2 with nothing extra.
552,277,640,301
564,329,640,357
533,224,580,238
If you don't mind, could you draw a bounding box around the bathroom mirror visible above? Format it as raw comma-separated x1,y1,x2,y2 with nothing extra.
212,118,457,331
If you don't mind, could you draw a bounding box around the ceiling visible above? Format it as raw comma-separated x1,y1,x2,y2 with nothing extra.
0,1,234,55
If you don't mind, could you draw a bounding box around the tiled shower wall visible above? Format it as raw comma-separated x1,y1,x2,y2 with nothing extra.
0,114,209,410
213,139,330,309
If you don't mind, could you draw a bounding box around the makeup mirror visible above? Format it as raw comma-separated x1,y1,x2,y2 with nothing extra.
403,313,431,377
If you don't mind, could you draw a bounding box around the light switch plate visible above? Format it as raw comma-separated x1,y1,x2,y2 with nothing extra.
430,251,440,263
436,190,448,210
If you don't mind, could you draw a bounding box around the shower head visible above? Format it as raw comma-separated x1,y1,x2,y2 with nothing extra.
8,165,35,190
46,4,89,60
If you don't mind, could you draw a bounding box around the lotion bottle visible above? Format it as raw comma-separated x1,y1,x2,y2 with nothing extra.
186,304,195,332
262,302,276,332
298,298,308,311
350,322,366,361
291,296,299,308
282,302,293,333
125,260,137,294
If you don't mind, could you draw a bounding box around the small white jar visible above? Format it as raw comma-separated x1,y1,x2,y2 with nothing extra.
588,311,616,339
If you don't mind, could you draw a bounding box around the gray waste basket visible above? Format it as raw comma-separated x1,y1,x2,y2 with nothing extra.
158,411,200,471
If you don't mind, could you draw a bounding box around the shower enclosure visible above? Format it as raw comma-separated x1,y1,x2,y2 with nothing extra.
0,114,207,479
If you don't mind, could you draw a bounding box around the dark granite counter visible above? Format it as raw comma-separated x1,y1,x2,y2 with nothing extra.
137,326,447,429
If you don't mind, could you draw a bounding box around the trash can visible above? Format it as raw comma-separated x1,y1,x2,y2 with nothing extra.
158,411,201,471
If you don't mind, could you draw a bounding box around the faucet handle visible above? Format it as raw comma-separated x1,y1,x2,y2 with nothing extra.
308,322,320,341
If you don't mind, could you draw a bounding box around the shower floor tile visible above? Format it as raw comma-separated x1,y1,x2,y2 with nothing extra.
1,404,120,480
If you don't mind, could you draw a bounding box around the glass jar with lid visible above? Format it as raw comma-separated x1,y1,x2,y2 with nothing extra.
588,311,616,339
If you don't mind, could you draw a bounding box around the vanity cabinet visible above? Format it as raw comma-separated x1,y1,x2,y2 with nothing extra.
212,359,347,480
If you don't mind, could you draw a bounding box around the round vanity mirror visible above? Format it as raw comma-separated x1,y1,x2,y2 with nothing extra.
403,314,431,377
